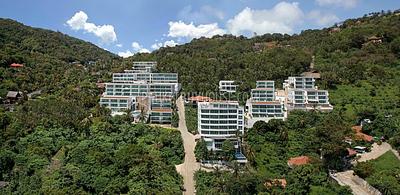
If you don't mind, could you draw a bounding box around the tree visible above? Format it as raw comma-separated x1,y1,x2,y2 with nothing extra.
221,140,235,162
195,139,209,161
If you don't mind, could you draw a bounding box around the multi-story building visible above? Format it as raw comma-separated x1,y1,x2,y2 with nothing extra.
198,101,244,151
99,96,135,115
246,81,287,127
219,80,237,93
125,61,156,73
149,96,173,123
283,77,315,89
99,61,179,123
287,89,332,111
284,76,333,111
113,72,178,84
256,80,275,88
251,88,275,102
103,82,178,97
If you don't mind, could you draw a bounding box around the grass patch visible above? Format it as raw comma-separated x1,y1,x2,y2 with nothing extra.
369,150,400,172
354,151,400,194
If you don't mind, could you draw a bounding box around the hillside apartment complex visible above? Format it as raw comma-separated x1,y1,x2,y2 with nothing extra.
205,76,332,129
99,61,180,123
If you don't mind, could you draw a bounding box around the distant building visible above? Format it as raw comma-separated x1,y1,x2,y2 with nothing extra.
219,80,237,93
198,101,244,151
287,156,311,168
6,91,23,104
10,63,24,68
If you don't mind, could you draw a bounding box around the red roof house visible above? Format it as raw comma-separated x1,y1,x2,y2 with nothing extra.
352,126,374,142
10,63,24,68
287,156,311,168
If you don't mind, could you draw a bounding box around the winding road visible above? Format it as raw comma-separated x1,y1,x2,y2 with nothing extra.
175,96,200,195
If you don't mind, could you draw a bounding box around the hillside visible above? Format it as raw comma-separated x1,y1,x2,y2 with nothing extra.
0,18,122,96
0,10,400,194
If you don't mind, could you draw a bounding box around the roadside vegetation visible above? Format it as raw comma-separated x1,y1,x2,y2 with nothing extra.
184,106,198,134
354,151,400,194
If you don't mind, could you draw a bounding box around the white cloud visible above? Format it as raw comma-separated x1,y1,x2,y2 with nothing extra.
227,2,304,35
168,21,226,39
164,40,178,47
118,41,149,57
138,48,150,53
116,44,123,47
151,43,163,50
178,5,224,23
151,40,179,50
66,11,117,43
308,10,340,26
316,0,358,9
131,42,142,51
118,50,134,58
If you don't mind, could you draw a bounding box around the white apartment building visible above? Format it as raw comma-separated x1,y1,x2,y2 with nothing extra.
219,80,237,93
287,89,333,111
104,82,178,97
245,100,286,127
99,96,135,115
113,72,178,83
283,77,315,89
125,61,156,73
198,101,244,151
99,61,179,123
150,97,173,123
246,80,287,127
256,80,275,88
284,76,333,111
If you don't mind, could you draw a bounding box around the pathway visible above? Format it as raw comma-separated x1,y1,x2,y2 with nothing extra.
333,171,381,195
175,96,200,195
333,142,400,195
357,142,400,162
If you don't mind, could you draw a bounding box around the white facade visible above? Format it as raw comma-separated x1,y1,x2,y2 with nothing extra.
287,89,333,111
219,80,237,93
283,77,315,89
128,61,157,73
256,80,275,88
198,101,244,151
245,80,287,128
113,72,178,83
99,61,179,123
99,96,135,115
284,76,333,112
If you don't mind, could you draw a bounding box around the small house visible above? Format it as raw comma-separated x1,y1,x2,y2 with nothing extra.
6,91,23,104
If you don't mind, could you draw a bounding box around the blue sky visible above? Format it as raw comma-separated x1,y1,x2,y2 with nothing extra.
1,0,399,57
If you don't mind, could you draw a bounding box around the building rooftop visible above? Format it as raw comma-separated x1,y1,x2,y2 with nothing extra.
347,148,357,157
287,156,311,167
6,91,22,98
188,96,212,102
10,63,24,68
352,126,374,142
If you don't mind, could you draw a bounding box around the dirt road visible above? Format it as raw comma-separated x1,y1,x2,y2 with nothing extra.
175,96,200,195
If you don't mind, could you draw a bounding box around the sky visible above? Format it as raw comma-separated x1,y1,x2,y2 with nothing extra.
1,0,399,57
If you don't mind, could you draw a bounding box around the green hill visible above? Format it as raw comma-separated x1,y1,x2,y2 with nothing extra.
0,18,122,96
